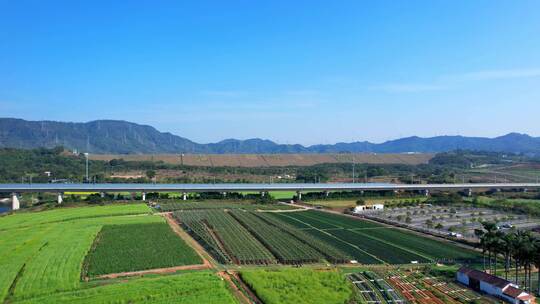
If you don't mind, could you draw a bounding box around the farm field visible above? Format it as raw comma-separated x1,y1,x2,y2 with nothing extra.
174,209,350,264
175,210,277,264
303,197,428,211
374,268,497,304
90,152,434,167
173,207,478,265
348,271,406,303
0,203,151,230
240,268,353,304
84,222,202,276
159,201,298,212
274,210,481,264
14,271,237,304
0,204,219,303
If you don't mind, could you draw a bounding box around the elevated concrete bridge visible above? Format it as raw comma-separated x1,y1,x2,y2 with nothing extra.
1,182,539,210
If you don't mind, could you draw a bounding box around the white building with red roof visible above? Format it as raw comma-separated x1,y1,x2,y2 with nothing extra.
457,267,536,304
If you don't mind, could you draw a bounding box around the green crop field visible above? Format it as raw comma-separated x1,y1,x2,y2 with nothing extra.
175,210,276,264
0,204,230,303
268,191,297,200
240,268,353,304
0,203,151,231
302,228,382,264
0,214,163,302
229,211,324,264
159,201,297,211
15,271,237,304
254,212,350,263
279,210,481,264
174,209,352,265
84,222,201,276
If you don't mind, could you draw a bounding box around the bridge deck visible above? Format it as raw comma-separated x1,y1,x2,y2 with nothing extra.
1,183,539,193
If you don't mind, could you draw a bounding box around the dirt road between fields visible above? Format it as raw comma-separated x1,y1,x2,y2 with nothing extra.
163,212,218,268
96,263,211,280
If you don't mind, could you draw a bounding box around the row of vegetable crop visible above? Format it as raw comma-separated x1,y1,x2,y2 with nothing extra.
175,209,356,265
173,211,231,264
254,212,350,263
175,210,278,264
229,210,324,264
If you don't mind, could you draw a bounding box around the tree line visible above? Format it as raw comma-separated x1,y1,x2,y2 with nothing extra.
475,222,540,294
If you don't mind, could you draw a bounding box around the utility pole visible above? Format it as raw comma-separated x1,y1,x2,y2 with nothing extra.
84,153,89,182
365,170,367,183
352,154,356,183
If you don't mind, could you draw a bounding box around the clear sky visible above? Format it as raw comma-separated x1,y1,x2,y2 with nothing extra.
1,1,540,145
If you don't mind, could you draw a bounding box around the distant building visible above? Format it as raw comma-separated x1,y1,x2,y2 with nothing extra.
354,204,384,213
448,232,463,238
457,267,536,304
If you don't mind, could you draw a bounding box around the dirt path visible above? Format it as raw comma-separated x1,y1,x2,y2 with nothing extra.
163,213,218,268
218,271,262,304
96,263,211,280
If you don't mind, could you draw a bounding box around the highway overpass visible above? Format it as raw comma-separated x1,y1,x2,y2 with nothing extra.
2,182,540,210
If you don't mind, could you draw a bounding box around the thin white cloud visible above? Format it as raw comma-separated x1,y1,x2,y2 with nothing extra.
454,68,540,81
284,90,320,96
372,68,540,93
199,90,249,97
369,83,445,93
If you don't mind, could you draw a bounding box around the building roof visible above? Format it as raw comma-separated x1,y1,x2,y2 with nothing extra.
504,286,525,298
458,267,511,289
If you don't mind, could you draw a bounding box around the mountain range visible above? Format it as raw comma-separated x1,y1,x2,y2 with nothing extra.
1,118,539,155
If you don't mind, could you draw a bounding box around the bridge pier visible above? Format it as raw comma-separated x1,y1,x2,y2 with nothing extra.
57,192,64,204
100,192,105,198
260,191,265,197
423,189,430,197
142,192,146,201
182,192,187,201
11,193,20,210
296,191,302,201
466,189,473,197
324,191,329,198
222,192,227,198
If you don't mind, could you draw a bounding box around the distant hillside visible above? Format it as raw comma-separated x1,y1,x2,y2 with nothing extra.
1,118,540,155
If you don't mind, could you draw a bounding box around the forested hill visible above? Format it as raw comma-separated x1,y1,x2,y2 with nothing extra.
1,118,540,155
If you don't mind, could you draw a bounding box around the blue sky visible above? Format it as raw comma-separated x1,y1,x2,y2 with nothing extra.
1,1,540,145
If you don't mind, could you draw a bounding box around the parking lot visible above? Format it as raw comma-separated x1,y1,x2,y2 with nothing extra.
366,204,540,239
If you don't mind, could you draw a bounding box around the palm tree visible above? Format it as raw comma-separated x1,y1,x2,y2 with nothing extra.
481,222,498,273
502,232,516,280
475,228,487,270
514,231,535,291
533,237,540,296
512,231,523,285
492,231,505,276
